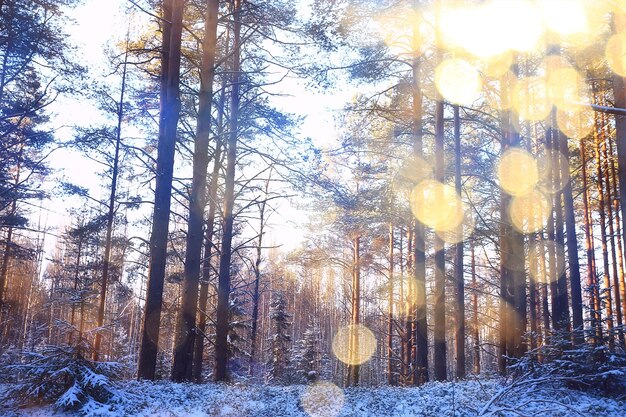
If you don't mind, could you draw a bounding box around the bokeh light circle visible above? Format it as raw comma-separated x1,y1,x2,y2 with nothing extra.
509,189,552,234
331,324,377,366
410,180,464,232
497,148,539,196
435,58,482,105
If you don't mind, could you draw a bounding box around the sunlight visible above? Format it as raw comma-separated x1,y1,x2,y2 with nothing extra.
497,148,539,196
540,0,588,37
434,58,482,105
484,74,514,110
482,52,513,79
410,180,464,232
438,1,542,58
300,381,345,417
528,240,566,284
376,7,433,57
332,324,377,366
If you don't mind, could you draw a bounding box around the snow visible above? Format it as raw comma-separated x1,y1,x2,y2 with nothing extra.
1,378,625,416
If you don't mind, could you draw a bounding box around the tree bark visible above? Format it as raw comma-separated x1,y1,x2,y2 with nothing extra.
138,0,183,380
453,104,465,379
93,43,128,362
172,0,219,382
411,56,428,385
214,0,242,382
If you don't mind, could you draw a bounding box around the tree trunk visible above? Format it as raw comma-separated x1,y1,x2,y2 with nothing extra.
412,56,428,385
192,82,226,382
433,98,447,381
250,171,272,375
94,43,128,362
558,129,584,343
471,241,480,374
453,104,465,379
592,97,615,350
387,223,394,385
347,235,361,387
580,136,602,344
137,0,183,380
214,0,242,382
172,0,219,382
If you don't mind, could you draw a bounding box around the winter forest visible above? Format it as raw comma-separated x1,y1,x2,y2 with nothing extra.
2,0,626,415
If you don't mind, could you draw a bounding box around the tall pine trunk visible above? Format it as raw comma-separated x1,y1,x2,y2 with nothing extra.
214,0,242,382
138,0,184,380
172,0,220,382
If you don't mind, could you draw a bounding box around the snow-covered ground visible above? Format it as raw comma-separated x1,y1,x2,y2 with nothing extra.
2,378,625,416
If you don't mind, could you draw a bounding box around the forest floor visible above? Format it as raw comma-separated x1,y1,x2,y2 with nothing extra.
2,376,626,417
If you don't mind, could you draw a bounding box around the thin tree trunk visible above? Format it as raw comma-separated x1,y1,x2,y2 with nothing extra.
347,236,361,386
387,223,394,385
592,98,615,350
611,15,626,328
471,241,480,374
94,43,129,362
250,170,272,375
551,120,570,333
599,104,625,348
453,105,465,379
558,128,584,343
580,136,602,344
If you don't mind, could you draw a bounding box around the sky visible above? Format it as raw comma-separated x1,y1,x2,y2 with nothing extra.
39,0,354,272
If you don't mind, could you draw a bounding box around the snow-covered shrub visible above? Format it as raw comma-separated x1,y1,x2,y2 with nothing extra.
0,345,123,412
510,329,626,395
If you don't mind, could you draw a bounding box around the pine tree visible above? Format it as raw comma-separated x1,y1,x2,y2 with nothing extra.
266,290,292,384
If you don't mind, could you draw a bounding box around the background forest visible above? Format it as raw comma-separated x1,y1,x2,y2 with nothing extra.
2,0,626,415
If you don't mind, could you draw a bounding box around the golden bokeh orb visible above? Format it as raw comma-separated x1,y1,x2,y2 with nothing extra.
512,76,552,121
509,189,552,234
435,58,482,105
537,149,571,194
331,324,377,366
556,106,595,140
606,33,626,77
410,180,464,232
497,148,539,196
528,240,566,284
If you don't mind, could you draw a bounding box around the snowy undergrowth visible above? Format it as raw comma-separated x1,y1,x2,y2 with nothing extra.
1,377,625,417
